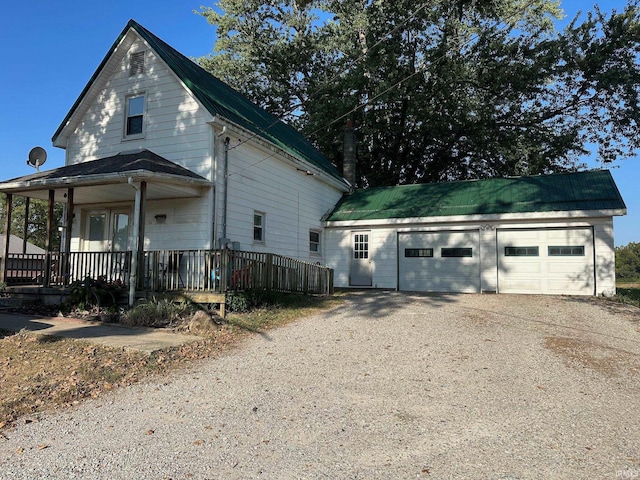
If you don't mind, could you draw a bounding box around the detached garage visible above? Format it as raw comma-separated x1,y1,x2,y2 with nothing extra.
323,170,626,296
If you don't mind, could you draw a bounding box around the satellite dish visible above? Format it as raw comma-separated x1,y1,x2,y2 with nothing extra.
27,147,47,171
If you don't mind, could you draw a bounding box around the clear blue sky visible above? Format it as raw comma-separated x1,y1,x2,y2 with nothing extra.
0,1,637,246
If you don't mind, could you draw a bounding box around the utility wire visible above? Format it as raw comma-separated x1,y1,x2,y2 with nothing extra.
227,1,539,178
226,2,431,152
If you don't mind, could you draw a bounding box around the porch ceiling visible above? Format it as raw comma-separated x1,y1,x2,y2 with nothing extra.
0,149,211,204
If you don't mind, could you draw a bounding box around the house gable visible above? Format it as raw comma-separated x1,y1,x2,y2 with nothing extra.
52,19,346,187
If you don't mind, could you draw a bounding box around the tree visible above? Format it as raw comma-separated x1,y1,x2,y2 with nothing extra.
0,195,63,251
616,242,640,281
198,0,640,187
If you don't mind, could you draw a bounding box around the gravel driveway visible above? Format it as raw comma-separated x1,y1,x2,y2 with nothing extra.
1,291,639,479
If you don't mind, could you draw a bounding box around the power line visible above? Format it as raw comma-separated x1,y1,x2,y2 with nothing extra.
227,1,541,178
226,2,431,152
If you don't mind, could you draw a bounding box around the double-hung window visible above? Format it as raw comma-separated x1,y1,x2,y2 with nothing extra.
309,230,321,255
253,212,265,244
125,94,145,137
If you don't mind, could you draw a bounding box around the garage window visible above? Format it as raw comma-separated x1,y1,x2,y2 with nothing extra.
505,246,539,257
405,248,434,258
442,247,473,257
548,246,585,256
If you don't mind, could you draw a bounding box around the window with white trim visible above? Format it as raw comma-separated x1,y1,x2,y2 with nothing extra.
125,94,145,137
353,233,369,259
253,211,265,244
309,230,321,254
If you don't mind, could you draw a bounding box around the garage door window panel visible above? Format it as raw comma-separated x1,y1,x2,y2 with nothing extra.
441,247,473,258
548,246,585,256
505,246,539,257
405,248,434,258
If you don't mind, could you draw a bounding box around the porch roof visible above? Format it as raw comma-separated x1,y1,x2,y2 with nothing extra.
0,149,211,203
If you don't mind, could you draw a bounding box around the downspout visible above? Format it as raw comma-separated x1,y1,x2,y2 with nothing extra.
221,135,230,244
127,177,141,307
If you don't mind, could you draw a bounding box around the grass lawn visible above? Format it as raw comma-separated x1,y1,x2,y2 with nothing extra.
0,293,343,430
616,282,640,307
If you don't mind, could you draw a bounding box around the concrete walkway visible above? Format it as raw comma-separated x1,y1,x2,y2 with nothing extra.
0,313,201,353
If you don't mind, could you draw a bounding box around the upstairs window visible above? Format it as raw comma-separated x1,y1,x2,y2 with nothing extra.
125,94,145,137
129,51,145,76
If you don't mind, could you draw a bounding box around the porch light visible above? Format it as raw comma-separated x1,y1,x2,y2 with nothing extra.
154,214,167,223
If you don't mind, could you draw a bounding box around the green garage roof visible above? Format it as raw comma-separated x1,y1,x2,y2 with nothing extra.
326,170,626,222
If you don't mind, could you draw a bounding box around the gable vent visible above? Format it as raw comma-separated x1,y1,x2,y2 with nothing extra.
130,51,145,76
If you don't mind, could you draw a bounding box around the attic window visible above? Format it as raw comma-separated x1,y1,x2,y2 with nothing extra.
130,51,145,76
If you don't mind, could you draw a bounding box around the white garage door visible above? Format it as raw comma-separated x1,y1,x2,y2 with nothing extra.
398,231,480,293
497,228,594,295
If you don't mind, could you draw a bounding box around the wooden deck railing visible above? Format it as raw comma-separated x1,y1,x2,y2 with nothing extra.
3,249,333,295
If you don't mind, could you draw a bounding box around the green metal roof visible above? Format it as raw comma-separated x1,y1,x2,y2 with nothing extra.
326,170,627,222
52,20,345,184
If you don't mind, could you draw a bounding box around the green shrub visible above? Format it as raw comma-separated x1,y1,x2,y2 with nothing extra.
225,291,251,313
225,289,308,313
615,287,640,308
123,296,192,327
67,277,126,310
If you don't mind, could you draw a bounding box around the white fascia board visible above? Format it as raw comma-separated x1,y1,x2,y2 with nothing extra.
323,208,627,228
53,32,137,149
209,116,350,193
0,170,211,193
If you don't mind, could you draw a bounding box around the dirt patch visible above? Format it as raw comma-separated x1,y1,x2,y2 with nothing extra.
545,335,640,377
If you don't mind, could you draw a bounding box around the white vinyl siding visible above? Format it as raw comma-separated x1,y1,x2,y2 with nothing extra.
65,38,213,178
64,37,215,251
219,140,343,262
326,218,616,296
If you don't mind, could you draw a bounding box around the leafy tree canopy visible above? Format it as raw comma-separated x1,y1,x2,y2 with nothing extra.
616,241,640,281
198,0,640,187
0,196,63,251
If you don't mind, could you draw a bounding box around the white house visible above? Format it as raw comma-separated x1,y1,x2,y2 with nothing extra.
0,20,627,298
0,20,348,298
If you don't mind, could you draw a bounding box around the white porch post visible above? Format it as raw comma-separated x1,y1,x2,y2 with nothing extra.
128,180,146,306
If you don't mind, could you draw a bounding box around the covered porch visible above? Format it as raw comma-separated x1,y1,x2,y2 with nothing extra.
0,150,333,307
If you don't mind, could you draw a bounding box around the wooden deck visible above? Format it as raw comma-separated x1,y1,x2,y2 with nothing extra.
1,248,333,315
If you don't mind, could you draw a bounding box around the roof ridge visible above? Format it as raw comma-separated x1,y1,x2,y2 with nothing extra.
357,169,612,192
128,20,344,182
